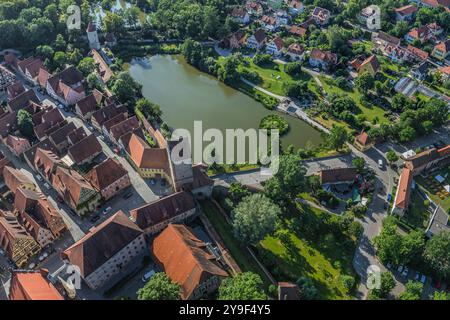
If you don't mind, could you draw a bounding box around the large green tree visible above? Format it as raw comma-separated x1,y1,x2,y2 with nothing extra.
17,110,34,140
137,272,180,300
218,272,267,300
327,125,348,151
398,281,423,300
423,231,450,280
232,194,280,245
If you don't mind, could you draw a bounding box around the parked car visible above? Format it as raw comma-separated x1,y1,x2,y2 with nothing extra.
402,266,409,278
141,270,156,283
102,207,112,215
44,183,51,190
414,271,421,281
386,262,392,270
123,191,133,199
420,275,426,284
397,265,404,273
36,174,43,182
378,159,383,169
90,215,100,223
0,249,4,256
149,179,156,185
28,263,36,269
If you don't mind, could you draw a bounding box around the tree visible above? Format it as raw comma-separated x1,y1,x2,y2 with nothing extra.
263,154,307,204
53,51,67,70
77,57,96,77
423,231,450,280
282,81,310,100
17,110,34,139
232,194,280,245
340,275,355,293
137,272,180,300
355,72,374,94
86,73,104,91
370,271,396,299
386,150,399,164
36,45,54,60
327,125,348,151
54,34,66,51
103,11,125,35
398,281,423,300
110,72,142,104
284,62,302,76
253,54,272,66
218,272,267,300
228,182,250,205
398,126,416,143
296,276,318,300
217,54,242,84
352,157,365,173
432,291,449,300
135,98,162,122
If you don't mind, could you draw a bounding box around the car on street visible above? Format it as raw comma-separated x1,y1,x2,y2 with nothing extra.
397,265,404,273
102,207,112,215
149,179,156,185
420,275,426,284
387,194,392,202
99,135,105,140
141,270,156,283
378,159,384,169
44,183,51,190
36,174,43,182
414,271,421,281
28,263,36,269
90,215,100,223
0,249,4,256
386,262,392,270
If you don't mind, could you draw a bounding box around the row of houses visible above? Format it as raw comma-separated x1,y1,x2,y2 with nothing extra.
0,164,67,267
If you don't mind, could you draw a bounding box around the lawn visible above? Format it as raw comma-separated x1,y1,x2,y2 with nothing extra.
402,190,430,230
241,58,313,96
415,167,450,213
200,201,272,288
319,76,390,124
257,203,357,299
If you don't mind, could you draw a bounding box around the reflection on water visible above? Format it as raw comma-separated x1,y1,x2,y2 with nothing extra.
128,55,324,149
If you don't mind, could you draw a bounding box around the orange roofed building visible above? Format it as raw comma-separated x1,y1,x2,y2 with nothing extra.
9,269,64,300
392,168,413,216
152,224,228,300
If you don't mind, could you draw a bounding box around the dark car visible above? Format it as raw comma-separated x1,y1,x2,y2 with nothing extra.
123,191,133,199
90,215,100,223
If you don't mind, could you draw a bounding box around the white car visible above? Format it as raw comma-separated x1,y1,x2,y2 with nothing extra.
378,159,383,169
44,183,51,190
397,265,404,273
0,249,4,256
99,135,105,140
28,263,36,269
102,207,112,215
36,174,43,182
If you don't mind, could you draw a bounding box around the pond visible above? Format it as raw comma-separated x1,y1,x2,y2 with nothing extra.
127,55,324,152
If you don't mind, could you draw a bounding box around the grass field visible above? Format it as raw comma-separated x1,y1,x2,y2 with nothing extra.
319,76,389,124
241,59,313,96
257,203,357,299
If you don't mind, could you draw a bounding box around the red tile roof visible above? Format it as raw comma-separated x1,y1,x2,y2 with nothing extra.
394,168,412,209
319,167,358,184
395,5,418,16
86,158,128,191
3,166,34,194
9,270,64,300
126,133,170,171
68,134,102,164
152,224,228,300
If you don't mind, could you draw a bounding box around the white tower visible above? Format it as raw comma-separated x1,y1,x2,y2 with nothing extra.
86,21,101,50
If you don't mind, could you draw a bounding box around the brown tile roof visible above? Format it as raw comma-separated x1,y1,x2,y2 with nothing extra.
356,130,370,146
34,147,62,179
152,224,228,300
231,7,247,18
360,55,380,73
310,48,337,64
52,166,96,208
68,134,102,164
0,151,11,179
395,5,418,16
377,31,401,46
126,133,169,171
192,164,214,189
92,104,127,127
394,168,412,209
0,210,37,262
0,111,18,138
6,81,25,99
109,116,140,141
434,39,450,54
130,191,195,230
407,45,429,60
76,94,99,116
90,49,113,83
61,211,143,277
38,67,50,87
67,127,88,145
278,282,301,300
23,138,58,167
288,43,305,55
271,37,284,50
319,167,358,184
49,122,77,146
3,166,34,194
252,29,267,43
289,25,307,37
405,148,440,170
102,112,127,132
9,270,64,300
6,135,30,155
23,59,43,79
14,187,66,237
8,89,40,112
86,158,128,191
